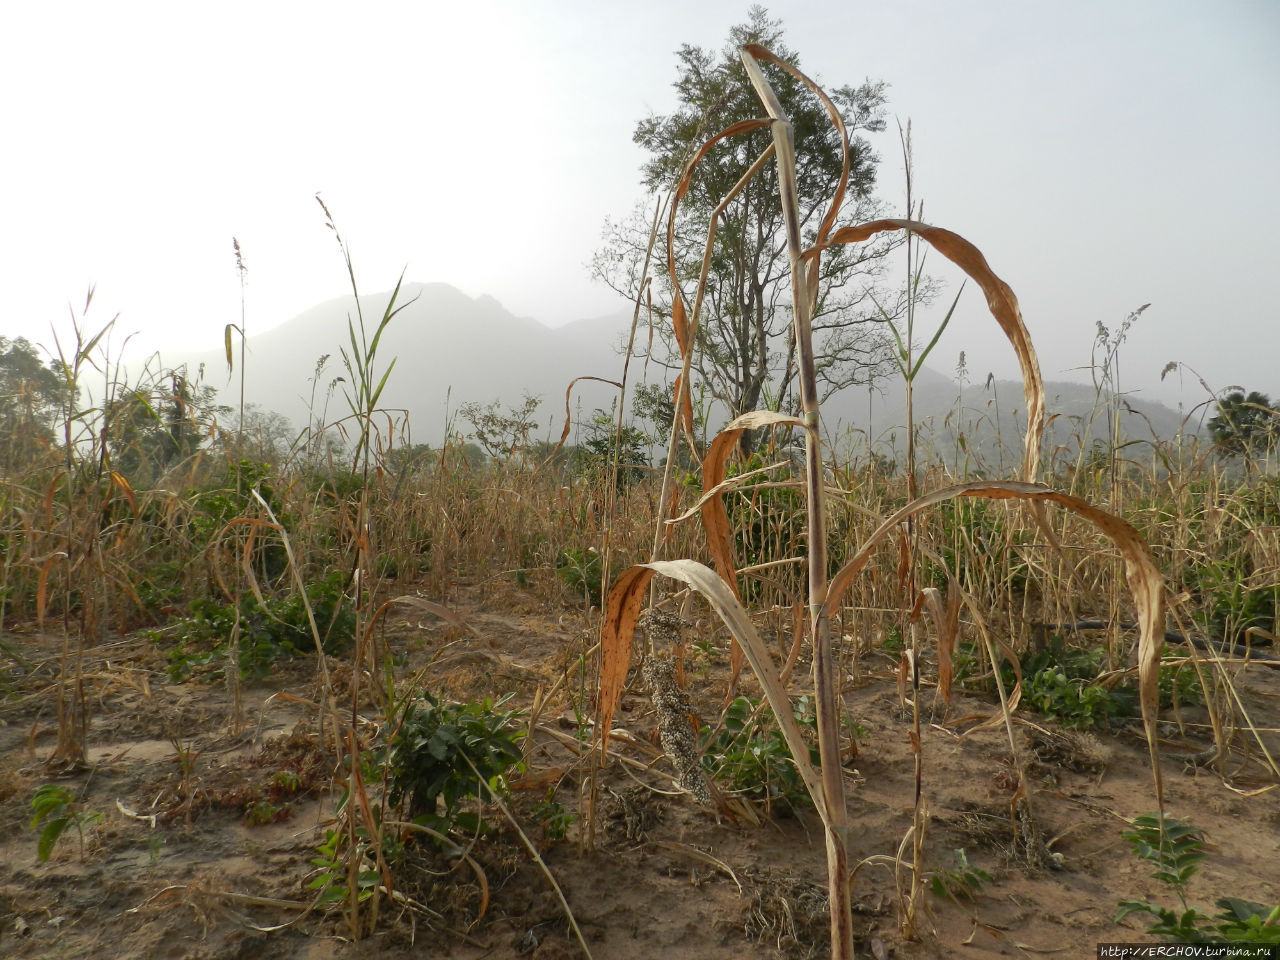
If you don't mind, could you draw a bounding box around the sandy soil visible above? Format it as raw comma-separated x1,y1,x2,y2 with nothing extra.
2,586,1278,959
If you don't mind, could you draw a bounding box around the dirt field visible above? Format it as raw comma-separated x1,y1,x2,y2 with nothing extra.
2,585,1278,959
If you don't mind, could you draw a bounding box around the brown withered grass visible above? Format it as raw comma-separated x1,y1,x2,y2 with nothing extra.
2,46,1277,960
595,41,1277,960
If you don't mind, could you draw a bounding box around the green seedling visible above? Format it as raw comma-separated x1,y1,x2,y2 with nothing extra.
929,848,991,901
29,783,102,862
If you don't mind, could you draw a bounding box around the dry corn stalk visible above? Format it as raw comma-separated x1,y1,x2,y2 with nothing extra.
598,42,1167,960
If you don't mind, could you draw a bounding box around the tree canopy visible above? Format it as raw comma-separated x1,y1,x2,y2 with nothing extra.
0,336,66,471
1208,390,1279,458
105,371,229,483
595,7,899,441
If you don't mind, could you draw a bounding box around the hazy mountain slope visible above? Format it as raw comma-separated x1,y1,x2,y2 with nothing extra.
185,282,631,446
176,282,1196,458
822,365,1199,470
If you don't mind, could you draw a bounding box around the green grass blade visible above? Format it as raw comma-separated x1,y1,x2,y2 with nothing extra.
911,280,966,380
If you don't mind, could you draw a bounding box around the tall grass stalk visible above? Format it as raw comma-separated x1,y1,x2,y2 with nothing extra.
46,297,115,768
581,194,664,851
876,122,966,934
224,237,249,734
312,195,414,939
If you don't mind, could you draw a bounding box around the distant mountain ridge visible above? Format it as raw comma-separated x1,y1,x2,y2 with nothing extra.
184,282,631,447
836,366,1200,471
175,282,1197,459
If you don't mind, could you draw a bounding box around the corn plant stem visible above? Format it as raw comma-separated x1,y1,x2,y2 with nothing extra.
900,124,920,502
740,48,853,960
319,206,410,936
646,141,776,717
50,314,104,769
906,626,924,938
56,330,79,766
249,490,337,757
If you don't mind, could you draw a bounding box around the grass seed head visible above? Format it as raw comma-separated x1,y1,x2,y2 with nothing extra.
641,655,711,805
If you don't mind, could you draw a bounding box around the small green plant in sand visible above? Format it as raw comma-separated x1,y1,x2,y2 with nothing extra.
1117,813,1280,943
532,790,577,842
928,848,991,901
29,783,102,862
309,825,385,908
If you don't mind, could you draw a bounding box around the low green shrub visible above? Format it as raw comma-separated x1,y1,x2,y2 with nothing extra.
977,636,1205,730
555,547,603,607
162,571,354,680
386,693,525,840
1024,665,1129,730
702,695,820,812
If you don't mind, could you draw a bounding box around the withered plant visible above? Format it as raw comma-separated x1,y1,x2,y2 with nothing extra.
600,44,1169,960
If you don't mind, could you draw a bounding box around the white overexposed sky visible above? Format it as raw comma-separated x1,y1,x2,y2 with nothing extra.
2,0,1276,409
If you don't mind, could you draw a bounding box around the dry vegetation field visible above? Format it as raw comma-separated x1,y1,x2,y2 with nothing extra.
2,354,1277,959
3,46,1279,960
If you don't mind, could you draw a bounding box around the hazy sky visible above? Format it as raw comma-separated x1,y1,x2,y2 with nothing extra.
3,0,1276,409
